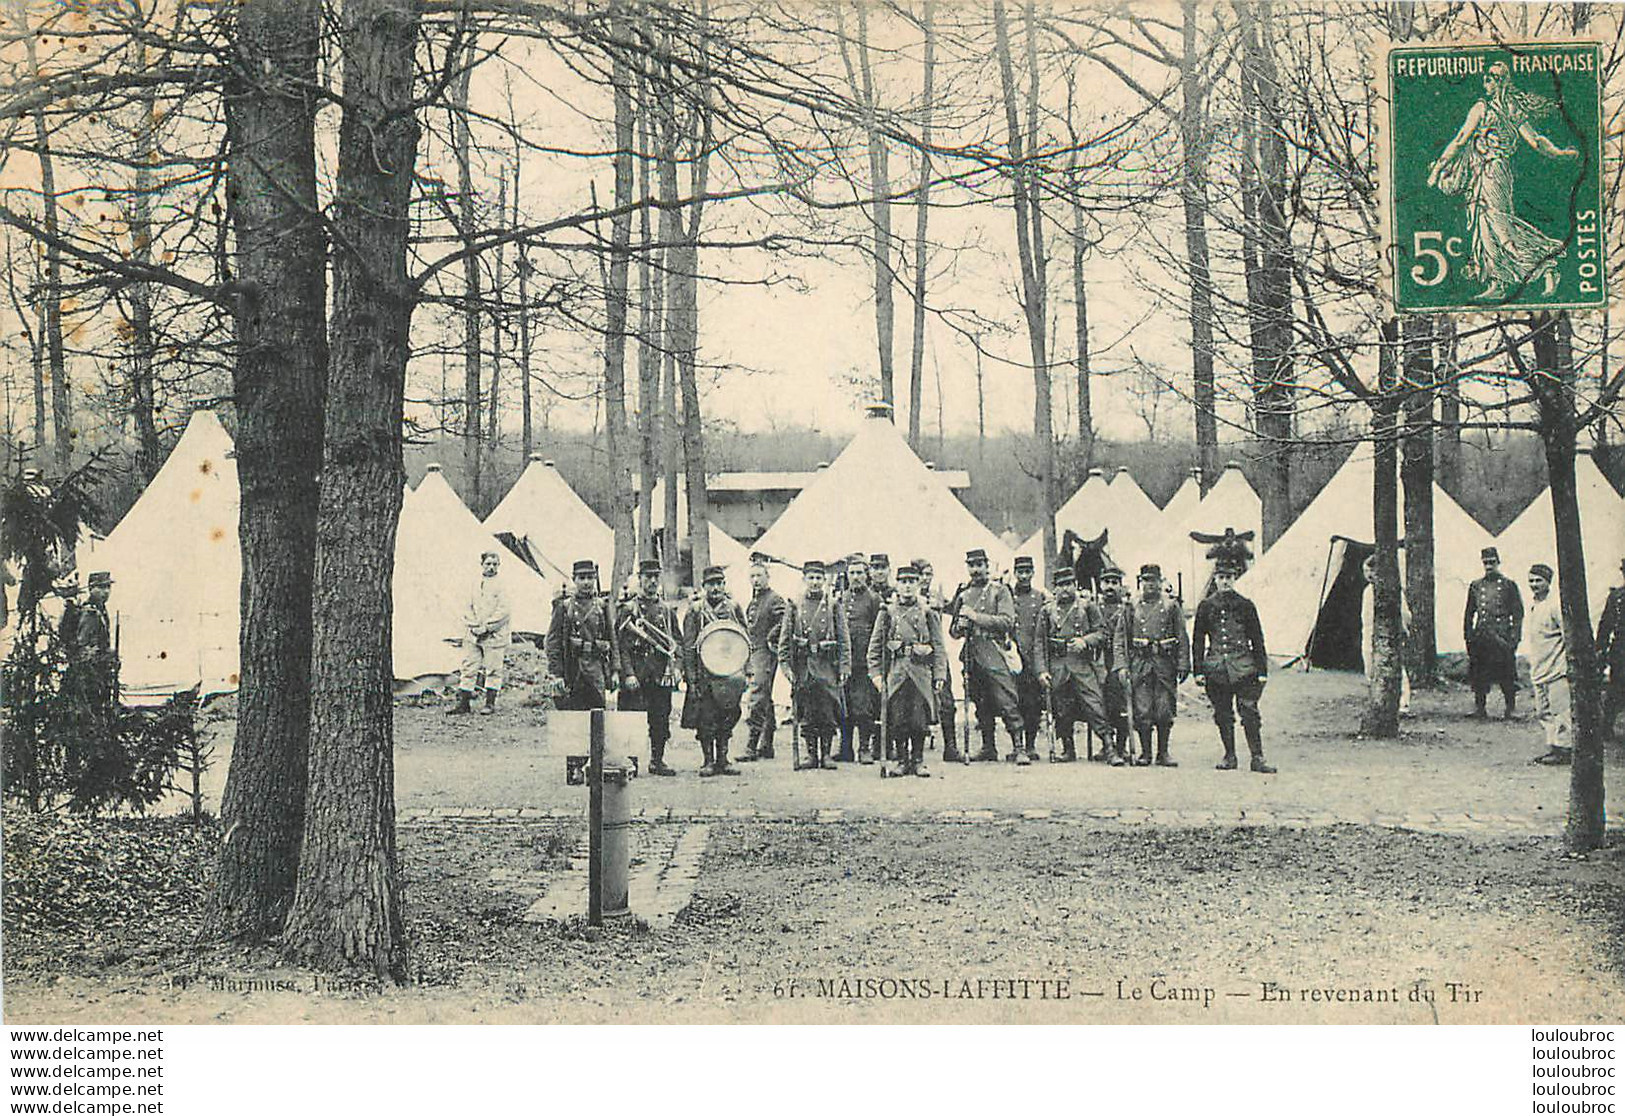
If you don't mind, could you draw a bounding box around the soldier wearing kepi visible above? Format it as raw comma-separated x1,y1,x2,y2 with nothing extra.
681,566,749,777
950,548,1026,764
840,554,882,764
1094,565,1131,765
1192,559,1275,773
63,571,119,753
616,558,681,776
1114,563,1190,767
869,563,945,777
449,550,511,716
870,553,895,603
780,559,851,771
1464,545,1524,719
1010,555,1050,762
546,559,619,710
740,553,787,762
917,558,960,762
1036,568,1113,762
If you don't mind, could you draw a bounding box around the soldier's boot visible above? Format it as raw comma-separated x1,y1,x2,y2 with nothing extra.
1215,722,1238,770
698,737,718,778
942,730,964,764
479,688,498,716
1011,729,1031,766
1503,690,1517,720
1154,724,1177,767
737,722,760,763
975,725,1000,763
758,718,776,760
837,723,856,763
649,738,677,777
1058,731,1077,762
796,731,816,772
447,689,473,715
858,723,874,765
913,736,931,778
1244,722,1275,774
1135,726,1155,767
1472,691,1488,719
819,734,839,771
1107,727,1128,767
714,735,741,776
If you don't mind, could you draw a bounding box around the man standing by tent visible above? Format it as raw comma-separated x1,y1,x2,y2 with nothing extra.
1192,560,1276,773
1526,563,1572,766
780,559,851,771
1464,546,1523,720
840,554,882,764
869,563,944,777
1595,558,1625,741
950,548,1026,764
1011,555,1050,762
617,559,680,776
1095,565,1131,765
917,558,960,762
449,551,510,716
741,554,786,762
1115,563,1190,768
1037,568,1112,762
682,566,749,777
63,571,118,750
547,559,618,711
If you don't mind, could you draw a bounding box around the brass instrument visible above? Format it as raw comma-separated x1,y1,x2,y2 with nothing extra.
618,605,682,690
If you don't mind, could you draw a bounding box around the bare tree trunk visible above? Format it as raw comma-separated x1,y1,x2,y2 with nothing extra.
453,43,482,508
127,30,161,481
604,0,637,591
1528,312,1605,852
906,0,935,450
974,337,986,467
283,0,421,981
1435,317,1462,490
636,43,660,557
1401,316,1437,686
19,12,70,471
1181,0,1217,485
1072,199,1092,461
657,41,683,574
488,172,504,453
838,2,895,412
1363,319,1403,738
676,158,712,576
206,0,328,943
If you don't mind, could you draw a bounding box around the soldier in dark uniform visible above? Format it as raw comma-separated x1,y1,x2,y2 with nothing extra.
780,559,851,771
916,558,960,761
840,554,882,763
1010,555,1049,761
870,553,895,603
681,565,748,777
950,548,1025,764
546,559,619,710
1094,565,1131,765
63,571,118,757
1192,560,1276,773
616,558,680,776
1113,563,1190,767
741,553,787,762
1596,558,1625,740
868,563,945,777
1036,568,1112,762
1463,545,1523,719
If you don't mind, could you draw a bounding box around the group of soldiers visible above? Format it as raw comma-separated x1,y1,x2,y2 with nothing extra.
459,543,1284,778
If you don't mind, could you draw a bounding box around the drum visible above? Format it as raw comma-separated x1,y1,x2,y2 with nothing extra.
696,619,750,678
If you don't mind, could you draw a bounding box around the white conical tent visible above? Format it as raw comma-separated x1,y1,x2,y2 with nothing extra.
392,465,554,681
708,521,800,605
1054,467,1118,540
1236,447,1493,660
485,454,614,582
753,406,1012,584
1160,469,1204,532
95,411,241,697
1104,467,1170,578
1494,451,1625,614
1167,462,1265,600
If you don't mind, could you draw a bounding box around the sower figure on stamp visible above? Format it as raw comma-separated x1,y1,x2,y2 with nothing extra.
1011,555,1050,762
1594,557,1625,741
1464,545,1523,720
1036,568,1113,763
1094,565,1131,765
840,554,882,764
779,559,851,771
449,550,511,716
869,563,945,777
1113,563,1190,768
950,548,1025,764
616,558,681,776
1192,560,1275,773
546,559,619,711
681,565,749,777
917,559,959,761
741,553,787,762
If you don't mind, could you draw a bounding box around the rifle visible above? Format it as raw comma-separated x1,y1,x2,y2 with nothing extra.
876,606,893,778
787,599,803,772
949,583,972,765
1043,676,1057,763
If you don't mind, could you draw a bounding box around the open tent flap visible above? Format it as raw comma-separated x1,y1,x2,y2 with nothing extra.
1303,536,1376,671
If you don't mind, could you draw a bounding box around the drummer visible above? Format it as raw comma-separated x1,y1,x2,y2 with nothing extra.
681,564,750,777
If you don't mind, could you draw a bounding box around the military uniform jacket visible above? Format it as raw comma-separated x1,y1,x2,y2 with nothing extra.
746,588,787,662
1595,586,1625,671
950,580,1017,677
778,591,851,700
546,593,620,690
616,593,680,686
681,597,748,686
1114,596,1190,698
1464,574,1523,650
1097,597,1125,670
843,587,881,670
868,598,946,703
1191,590,1267,685
1036,596,1110,688
681,596,748,731
71,601,112,665
1011,586,1050,673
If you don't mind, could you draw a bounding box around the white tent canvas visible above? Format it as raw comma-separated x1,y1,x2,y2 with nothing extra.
1160,469,1205,532
1236,448,1493,660
1494,451,1625,615
95,411,241,697
1165,462,1265,600
485,454,614,582
1103,466,1169,576
392,465,555,681
1053,467,1117,541
708,521,800,605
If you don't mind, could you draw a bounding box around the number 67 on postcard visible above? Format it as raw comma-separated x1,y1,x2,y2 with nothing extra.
1381,40,1606,314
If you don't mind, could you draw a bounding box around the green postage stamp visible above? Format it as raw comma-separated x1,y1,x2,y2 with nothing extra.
1382,40,1606,315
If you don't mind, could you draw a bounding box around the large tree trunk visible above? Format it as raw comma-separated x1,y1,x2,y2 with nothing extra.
604,1,637,590
20,15,70,472
1528,312,1606,852
488,173,504,451
906,0,935,451
205,0,328,943
453,42,482,509
1072,198,1092,460
1181,0,1217,485
636,47,660,557
283,0,421,980
840,2,894,412
127,29,161,482
1363,319,1403,738
1435,317,1462,491
656,42,683,574
1401,316,1437,686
